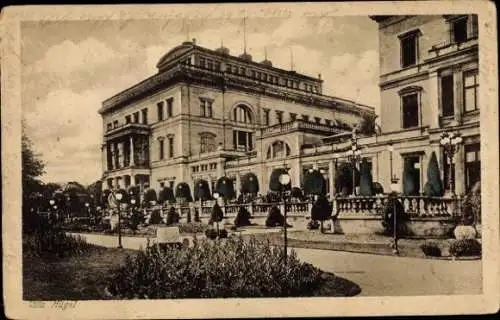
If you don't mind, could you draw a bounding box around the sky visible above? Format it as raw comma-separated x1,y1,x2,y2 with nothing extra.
21,16,380,185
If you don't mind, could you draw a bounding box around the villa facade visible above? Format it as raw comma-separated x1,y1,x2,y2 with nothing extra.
100,14,480,199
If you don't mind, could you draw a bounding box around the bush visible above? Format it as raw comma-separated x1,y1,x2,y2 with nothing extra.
149,209,163,225
449,239,482,257
23,228,93,258
461,183,481,226
265,206,285,227
218,229,228,238
379,195,408,236
420,242,442,257
307,220,320,230
234,206,252,227
107,236,325,298
166,207,180,225
178,222,207,234
205,228,218,240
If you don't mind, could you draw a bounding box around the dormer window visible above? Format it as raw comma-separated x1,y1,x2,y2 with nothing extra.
399,29,421,68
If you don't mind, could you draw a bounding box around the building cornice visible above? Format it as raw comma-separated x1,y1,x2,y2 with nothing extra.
100,64,375,117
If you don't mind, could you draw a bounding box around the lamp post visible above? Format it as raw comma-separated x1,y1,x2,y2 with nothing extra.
347,135,362,196
439,131,463,196
390,178,400,255
278,171,291,264
115,192,123,249
49,199,55,221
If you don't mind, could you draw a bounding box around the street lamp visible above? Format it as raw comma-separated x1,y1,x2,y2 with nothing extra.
390,178,400,255
440,131,463,196
278,171,291,264
347,138,362,196
115,192,123,248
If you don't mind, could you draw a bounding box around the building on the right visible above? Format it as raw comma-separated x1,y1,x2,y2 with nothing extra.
368,15,479,195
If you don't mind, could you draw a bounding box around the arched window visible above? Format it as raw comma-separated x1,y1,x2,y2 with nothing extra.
233,104,253,124
267,141,291,159
200,132,216,154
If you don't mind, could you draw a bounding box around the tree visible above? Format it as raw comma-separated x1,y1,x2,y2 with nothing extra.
359,158,374,196
22,132,45,233
158,187,175,204
175,183,193,202
303,169,326,196
240,173,259,196
215,177,236,200
356,113,378,136
268,168,291,192
144,188,158,206
334,163,359,196
403,160,418,196
423,151,444,197
310,195,333,233
194,179,212,201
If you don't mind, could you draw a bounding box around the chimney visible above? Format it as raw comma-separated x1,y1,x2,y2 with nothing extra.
318,73,322,79
192,38,196,45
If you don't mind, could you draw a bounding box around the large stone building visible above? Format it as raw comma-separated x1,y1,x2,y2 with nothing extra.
100,14,480,199
99,39,375,196
366,14,480,195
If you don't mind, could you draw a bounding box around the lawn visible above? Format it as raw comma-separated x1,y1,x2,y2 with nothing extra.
23,246,135,300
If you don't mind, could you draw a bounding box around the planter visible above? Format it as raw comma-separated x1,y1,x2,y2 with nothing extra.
454,225,477,240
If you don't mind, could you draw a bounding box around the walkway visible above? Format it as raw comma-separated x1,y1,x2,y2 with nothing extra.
70,232,482,297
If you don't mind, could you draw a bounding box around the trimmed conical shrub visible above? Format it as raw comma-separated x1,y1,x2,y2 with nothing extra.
424,151,444,197
194,179,212,201
359,158,374,196
175,183,193,202
240,173,259,195
310,195,332,233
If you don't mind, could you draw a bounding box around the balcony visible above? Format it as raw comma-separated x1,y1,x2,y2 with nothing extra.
261,120,347,137
104,123,150,141
426,36,478,60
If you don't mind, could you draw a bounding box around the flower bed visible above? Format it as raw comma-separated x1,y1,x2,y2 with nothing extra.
107,236,359,298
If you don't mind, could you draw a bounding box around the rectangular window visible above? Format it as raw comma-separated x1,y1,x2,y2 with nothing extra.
199,57,206,68
168,136,174,158
401,93,419,128
263,109,270,126
107,123,112,131
133,112,139,123
157,101,164,121
125,115,131,124
141,108,148,124
113,120,118,128
166,98,173,117
464,70,479,112
452,17,468,43
471,15,478,38
400,31,419,68
200,99,213,118
465,143,480,192
276,111,283,124
441,75,455,116
159,139,164,160
290,113,297,122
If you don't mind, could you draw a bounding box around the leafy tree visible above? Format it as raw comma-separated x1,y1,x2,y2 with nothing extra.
240,172,259,195
356,113,378,136
268,168,291,192
158,187,175,204
215,177,236,200
359,158,374,196
310,195,332,233
334,162,359,196
403,160,418,196
423,151,444,197
303,169,326,196
194,179,212,201
22,132,45,233
175,182,193,202
144,188,158,206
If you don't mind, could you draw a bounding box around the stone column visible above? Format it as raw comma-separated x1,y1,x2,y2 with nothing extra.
292,158,301,188
118,142,124,168
130,136,135,166
428,71,440,129
102,143,107,171
454,146,465,196
453,67,463,123
328,160,336,199
217,159,225,178
131,174,136,186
